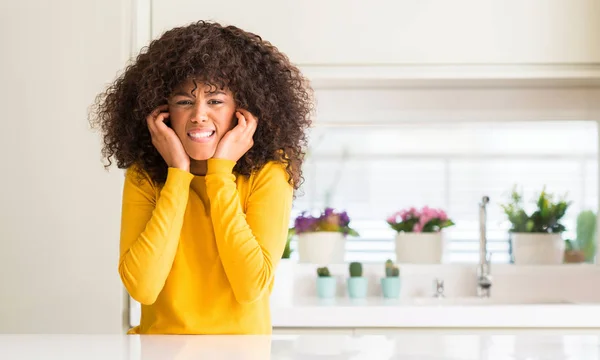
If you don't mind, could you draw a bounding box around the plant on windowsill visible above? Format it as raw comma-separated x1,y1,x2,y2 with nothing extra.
347,262,368,299
386,206,455,264
564,210,596,264
270,229,296,306
501,185,571,265
381,259,401,299
293,208,359,265
316,266,336,299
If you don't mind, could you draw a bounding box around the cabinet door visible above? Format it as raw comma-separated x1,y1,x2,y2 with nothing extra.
151,0,600,65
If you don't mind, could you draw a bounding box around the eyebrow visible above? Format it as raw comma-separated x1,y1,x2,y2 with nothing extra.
206,90,226,96
171,90,226,97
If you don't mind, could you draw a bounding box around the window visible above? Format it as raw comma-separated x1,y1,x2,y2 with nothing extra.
288,120,598,264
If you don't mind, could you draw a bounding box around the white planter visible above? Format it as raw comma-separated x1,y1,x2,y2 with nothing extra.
270,259,295,307
296,231,346,264
511,233,565,265
394,232,443,264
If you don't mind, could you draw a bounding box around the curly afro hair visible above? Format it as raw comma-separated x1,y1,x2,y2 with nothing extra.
90,20,314,190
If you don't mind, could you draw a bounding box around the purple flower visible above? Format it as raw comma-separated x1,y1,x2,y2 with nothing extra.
324,207,335,217
339,211,350,226
294,212,319,233
293,208,357,236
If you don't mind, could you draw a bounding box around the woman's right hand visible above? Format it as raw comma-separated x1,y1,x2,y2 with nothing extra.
146,105,190,172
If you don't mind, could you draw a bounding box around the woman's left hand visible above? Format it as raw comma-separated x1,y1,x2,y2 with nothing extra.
213,109,257,162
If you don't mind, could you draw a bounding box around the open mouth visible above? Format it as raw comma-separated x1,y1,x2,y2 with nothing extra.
187,129,216,143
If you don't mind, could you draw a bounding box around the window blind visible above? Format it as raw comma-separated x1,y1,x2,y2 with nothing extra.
288,121,597,264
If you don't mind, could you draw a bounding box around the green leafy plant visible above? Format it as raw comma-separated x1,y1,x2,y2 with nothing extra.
349,262,363,277
384,259,399,277
282,228,294,259
501,185,571,233
316,267,331,277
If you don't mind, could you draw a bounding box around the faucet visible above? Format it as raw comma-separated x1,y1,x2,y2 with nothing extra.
477,196,492,297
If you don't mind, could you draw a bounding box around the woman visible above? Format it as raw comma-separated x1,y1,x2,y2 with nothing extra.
90,20,313,334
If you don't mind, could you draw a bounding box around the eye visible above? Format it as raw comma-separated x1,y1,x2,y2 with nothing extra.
176,100,193,106
208,100,223,105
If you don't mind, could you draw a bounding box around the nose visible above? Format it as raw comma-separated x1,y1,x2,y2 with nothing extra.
191,104,208,123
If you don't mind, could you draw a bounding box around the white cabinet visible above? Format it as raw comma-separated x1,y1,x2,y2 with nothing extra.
150,0,600,66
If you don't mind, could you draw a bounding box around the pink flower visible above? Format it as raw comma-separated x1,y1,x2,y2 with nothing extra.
399,210,409,221
387,212,399,224
412,222,423,232
437,210,448,221
418,214,432,229
421,206,434,218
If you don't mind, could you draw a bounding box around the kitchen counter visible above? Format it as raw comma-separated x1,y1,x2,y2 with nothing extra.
2,332,600,359
271,297,600,328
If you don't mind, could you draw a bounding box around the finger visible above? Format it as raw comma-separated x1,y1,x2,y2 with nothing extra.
154,111,170,127
235,111,247,128
147,105,168,132
242,114,257,136
238,109,257,130
247,114,258,133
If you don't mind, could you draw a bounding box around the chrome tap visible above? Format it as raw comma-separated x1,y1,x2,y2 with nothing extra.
433,278,445,298
477,196,492,297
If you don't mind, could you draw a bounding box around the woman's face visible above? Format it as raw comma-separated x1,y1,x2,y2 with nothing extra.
167,80,236,161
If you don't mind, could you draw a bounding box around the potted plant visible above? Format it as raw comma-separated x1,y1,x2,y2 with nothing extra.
387,206,454,264
381,259,401,299
501,186,571,265
564,240,585,263
270,228,295,306
294,208,359,264
347,262,368,299
576,210,596,263
316,266,336,299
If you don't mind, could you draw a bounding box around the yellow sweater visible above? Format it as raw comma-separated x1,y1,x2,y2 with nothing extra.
118,158,293,334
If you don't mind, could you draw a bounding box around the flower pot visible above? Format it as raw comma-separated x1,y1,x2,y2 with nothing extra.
316,277,337,298
511,233,565,265
394,232,443,264
270,259,294,307
297,231,346,264
564,250,585,263
347,277,368,299
381,277,401,299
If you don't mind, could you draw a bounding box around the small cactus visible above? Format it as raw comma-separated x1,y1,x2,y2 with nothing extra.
317,267,331,277
349,262,362,277
576,210,597,263
385,259,399,277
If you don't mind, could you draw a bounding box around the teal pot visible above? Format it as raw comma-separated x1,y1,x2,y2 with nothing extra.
347,277,368,299
316,277,337,299
381,277,401,299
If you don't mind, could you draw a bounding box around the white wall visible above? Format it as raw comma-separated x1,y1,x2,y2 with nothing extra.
151,0,600,65
0,0,130,333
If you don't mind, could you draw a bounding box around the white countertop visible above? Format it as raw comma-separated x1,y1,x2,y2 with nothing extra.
2,332,600,359
271,297,600,328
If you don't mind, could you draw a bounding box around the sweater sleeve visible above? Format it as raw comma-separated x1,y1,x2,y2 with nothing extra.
205,158,293,304
118,166,194,305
